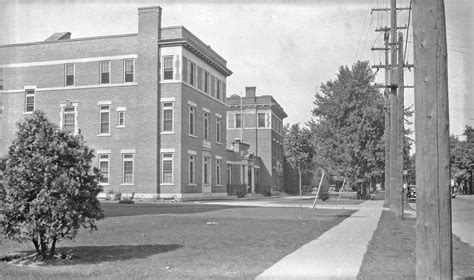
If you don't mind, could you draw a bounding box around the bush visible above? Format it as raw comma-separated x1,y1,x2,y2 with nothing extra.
0,111,104,259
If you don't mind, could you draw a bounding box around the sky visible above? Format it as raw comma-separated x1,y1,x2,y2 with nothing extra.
1,0,472,138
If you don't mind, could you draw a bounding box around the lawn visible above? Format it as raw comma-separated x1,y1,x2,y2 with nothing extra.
358,210,474,279
0,204,354,279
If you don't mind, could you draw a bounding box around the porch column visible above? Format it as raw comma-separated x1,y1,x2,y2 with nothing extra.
251,166,256,194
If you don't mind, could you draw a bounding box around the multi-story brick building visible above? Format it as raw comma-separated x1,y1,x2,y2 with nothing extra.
0,6,232,200
226,87,287,194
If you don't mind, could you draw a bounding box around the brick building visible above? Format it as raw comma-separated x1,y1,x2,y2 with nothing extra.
226,87,287,194
0,6,232,200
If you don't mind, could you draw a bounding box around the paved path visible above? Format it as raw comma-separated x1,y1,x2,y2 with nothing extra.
196,199,366,211
256,200,384,279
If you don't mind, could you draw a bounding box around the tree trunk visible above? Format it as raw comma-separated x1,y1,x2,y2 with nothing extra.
32,237,40,254
299,168,302,218
49,237,57,259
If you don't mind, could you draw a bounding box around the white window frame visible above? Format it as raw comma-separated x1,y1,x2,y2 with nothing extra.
98,153,110,185
235,113,243,128
161,102,174,133
216,159,222,186
189,61,196,86
203,112,210,139
60,102,78,134
100,61,111,84
99,104,111,136
24,88,35,113
65,63,75,86
161,153,174,184
124,59,135,83
203,156,211,185
189,105,196,136
163,56,174,80
216,116,222,143
117,107,126,128
258,113,266,128
122,153,135,185
189,153,196,185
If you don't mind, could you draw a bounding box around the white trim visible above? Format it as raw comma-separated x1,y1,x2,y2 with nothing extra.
0,54,138,69
188,100,197,107
161,97,176,102
2,83,138,94
98,101,112,105
215,113,222,118
97,149,111,154
116,107,127,111
160,148,175,153
188,150,197,155
215,155,223,160
121,149,136,154
202,107,210,113
226,160,241,164
24,85,37,90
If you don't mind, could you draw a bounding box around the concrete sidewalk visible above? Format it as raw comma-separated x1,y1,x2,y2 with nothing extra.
256,200,384,279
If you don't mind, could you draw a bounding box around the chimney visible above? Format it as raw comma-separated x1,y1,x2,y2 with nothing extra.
245,86,256,97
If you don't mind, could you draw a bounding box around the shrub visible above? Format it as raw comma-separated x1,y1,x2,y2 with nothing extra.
0,111,104,259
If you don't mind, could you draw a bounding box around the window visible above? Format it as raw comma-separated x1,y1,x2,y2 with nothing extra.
216,79,221,100
123,154,134,184
216,117,222,143
124,59,135,83
100,61,110,84
189,106,195,136
117,110,125,127
216,159,222,185
189,154,196,184
258,113,266,128
65,64,74,86
99,105,110,135
25,89,35,113
0,69,3,90
162,102,174,132
236,113,243,128
227,164,232,185
162,153,173,183
189,62,196,86
204,71,209,93
163,56,173,80
99,154,110,184
203,112,210,139
203,156,210,185
62,106,76,134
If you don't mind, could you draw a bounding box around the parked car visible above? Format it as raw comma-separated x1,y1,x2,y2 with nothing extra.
407,185,416,202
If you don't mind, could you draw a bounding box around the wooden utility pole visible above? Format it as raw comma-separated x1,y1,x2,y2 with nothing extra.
397,32,405,218
384,32,391,208
389,0,403,218
413,0,452,278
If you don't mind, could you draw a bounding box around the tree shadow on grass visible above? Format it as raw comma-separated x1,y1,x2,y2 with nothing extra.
12,244,183,266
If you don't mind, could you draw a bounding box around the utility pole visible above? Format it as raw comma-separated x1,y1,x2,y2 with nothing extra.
413,0,452,278
383,31,391,207
397,32,404,219
389,0,403,218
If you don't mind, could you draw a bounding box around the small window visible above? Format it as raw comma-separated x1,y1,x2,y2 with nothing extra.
204,71,209,93
118,111,125,127
203,112,210,139
99,154,110,184
258,113,266,128
0,69,4,90
216,117,222,143
25,89,35,113
124,59,135,83
123,154,134,184
216,159,222,185
227,164,232,185
203,156,210,185
163,56,173,80
100,61,110,84
162,102,174,132
189,106,195,136
189,154,195,184
62,106,76,134
189,62,196,86
99,105,110,135
65,64,74,86
162,153,173,183
216,79,221,100
235,113,243,128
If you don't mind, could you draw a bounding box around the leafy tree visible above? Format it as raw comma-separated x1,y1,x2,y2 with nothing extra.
1,111,104,259
284,123,315,217
450,126,474,194
308,61,385,194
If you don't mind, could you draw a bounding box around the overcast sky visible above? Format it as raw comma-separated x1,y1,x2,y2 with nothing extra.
1,0,472,137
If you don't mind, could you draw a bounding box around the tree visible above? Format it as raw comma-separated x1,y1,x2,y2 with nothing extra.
308,61,385,195
284,123,315,217
450,126,474,194
1,111,104,259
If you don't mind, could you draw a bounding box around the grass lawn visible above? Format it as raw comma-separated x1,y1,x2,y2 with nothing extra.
358,210,474,279
0,205,354,279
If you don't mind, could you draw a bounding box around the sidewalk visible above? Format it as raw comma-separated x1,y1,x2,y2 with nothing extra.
256,200,384,279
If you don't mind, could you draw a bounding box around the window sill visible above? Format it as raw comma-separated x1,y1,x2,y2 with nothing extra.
23,111,33,115
160,183,175,186
99,183,110,186
161,131,175,135
216,184,223,187
116,125,126,129
121,183,135,186
216,142,223,145
188,183,197,187
188,134,197,138
97,134,111,137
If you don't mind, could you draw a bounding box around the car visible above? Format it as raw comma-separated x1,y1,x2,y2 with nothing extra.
407,185,416,202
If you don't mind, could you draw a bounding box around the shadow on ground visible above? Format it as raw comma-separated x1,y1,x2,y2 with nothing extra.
10,244,183,266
